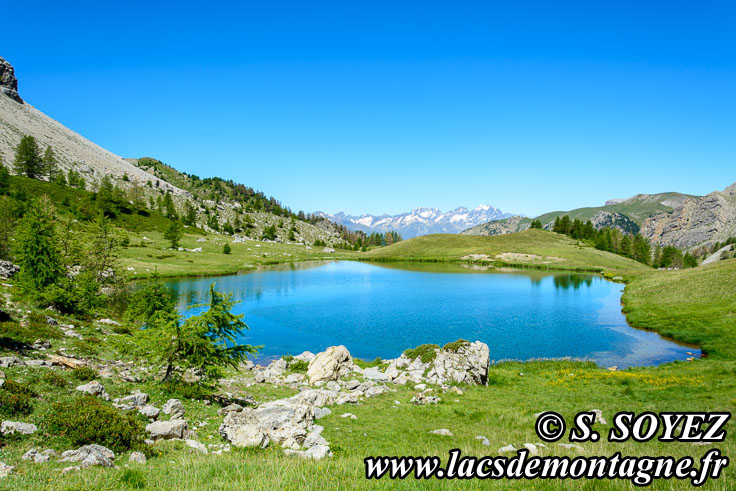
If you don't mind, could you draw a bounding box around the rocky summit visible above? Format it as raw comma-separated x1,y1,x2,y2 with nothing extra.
0,56,22,103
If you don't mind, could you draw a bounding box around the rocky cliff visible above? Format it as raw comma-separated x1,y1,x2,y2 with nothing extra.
639,183,736,249
0,56,22,103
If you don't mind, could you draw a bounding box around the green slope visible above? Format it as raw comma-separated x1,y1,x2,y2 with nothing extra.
364,229,650,273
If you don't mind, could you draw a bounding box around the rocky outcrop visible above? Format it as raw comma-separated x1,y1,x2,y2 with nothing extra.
307,346,354,385
146,419,188,440
1,421,38,435
383,341,490,386
0,261,19,279
640,183,736,249
590,211,639,235
0,57,22,103
58,444,115,467
702,244,733,265
461,215,529,236
76,380,110,400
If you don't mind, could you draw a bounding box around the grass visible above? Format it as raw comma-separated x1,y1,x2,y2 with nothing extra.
363,229,649,275
119,230,358,279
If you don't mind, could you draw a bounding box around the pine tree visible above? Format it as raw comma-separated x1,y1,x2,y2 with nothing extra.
0,160,10,195
13,196,63,291
223,243,232,254
13,135,43,178
164,221,183,248
137,284,258,383
43,145,58,179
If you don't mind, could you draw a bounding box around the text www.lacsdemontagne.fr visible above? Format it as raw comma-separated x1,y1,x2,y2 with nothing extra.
364,449,728,486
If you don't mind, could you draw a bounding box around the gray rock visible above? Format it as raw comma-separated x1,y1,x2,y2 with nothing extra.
293,351,315,363
97,318,121,326
362,367,389,382
344,379,360,390
22,449,56,463
162,399,185,419
475,436,491,446
363,385,390,398
1,421,38,435
0,260,20,278
335,392,359,405
498,444,517,453
325,380,341,392
590,409,607,425
414,383,427,391
46,316,58,326
314,407,331,420
429,429,453,437
284,444,332,460
294,388,337,407
410,393,440,405
117,391,149,407
76,380,110,400
185,439,208,454
284,373,305,385
129,451,147,464
146,419,188,440
340,413,357,419
0,356,23,368
0,57,22,103
254,370,266,383
0,462,14,478
59,444,115,467
217,403,244,416
306,346,353,385
425,341,490,386
138,404,161,420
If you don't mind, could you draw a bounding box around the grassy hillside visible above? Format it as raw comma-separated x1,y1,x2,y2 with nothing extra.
363,229,650,274
623,259,736,359
8,176,174,233
120,230,358,278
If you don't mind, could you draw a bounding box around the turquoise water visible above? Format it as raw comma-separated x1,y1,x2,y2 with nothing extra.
164,261,696,368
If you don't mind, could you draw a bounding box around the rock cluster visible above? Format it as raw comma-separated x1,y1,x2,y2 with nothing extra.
0,57,22,103
0,261,19,279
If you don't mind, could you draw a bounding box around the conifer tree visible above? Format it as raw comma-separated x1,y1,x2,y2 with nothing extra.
43,145,58,179
13,135,43,178
13,196,63,291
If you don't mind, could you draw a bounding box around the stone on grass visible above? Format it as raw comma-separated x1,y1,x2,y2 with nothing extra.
76,380,110,400
59,444,115,467
590,409,607,424
307,346,353,385
475,436,490,446
162,399,185,419
340,413,357,419
0,462,14,478
1,421,37,435
146,419,188,440
429,429,453,437
344,379,360,390
22,449,56,463
284,444,332,460
314,407,331,420
138,404,161,420
185,439,208,454
217,403,244,416
129,452,147,464
498,444,517,453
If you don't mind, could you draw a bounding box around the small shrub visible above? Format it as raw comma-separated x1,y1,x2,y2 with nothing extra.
160,380,211,400
223,243,231,254
72,366,98,381
0,380,36,416
442,339,470,352
42,371,68,388
289,360,308,373
47,396,145,453
404,344,440,364
0,321,62,345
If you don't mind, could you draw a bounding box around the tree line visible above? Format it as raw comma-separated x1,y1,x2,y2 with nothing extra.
549,215,697,269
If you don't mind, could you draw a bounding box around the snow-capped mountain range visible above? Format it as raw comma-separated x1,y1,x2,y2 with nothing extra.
315,205,514,238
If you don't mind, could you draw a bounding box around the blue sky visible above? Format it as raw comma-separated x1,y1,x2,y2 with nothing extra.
3,1,735,216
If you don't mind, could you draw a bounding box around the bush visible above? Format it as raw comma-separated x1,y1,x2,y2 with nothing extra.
42,371,68,387
223,243,231,254
404,344,440,363
0,380,36,416
442,339,470,352
47,396,145,453
72,366,98,381
0,320,62,345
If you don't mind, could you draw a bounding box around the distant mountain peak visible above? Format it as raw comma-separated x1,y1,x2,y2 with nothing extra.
315,204,513,238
